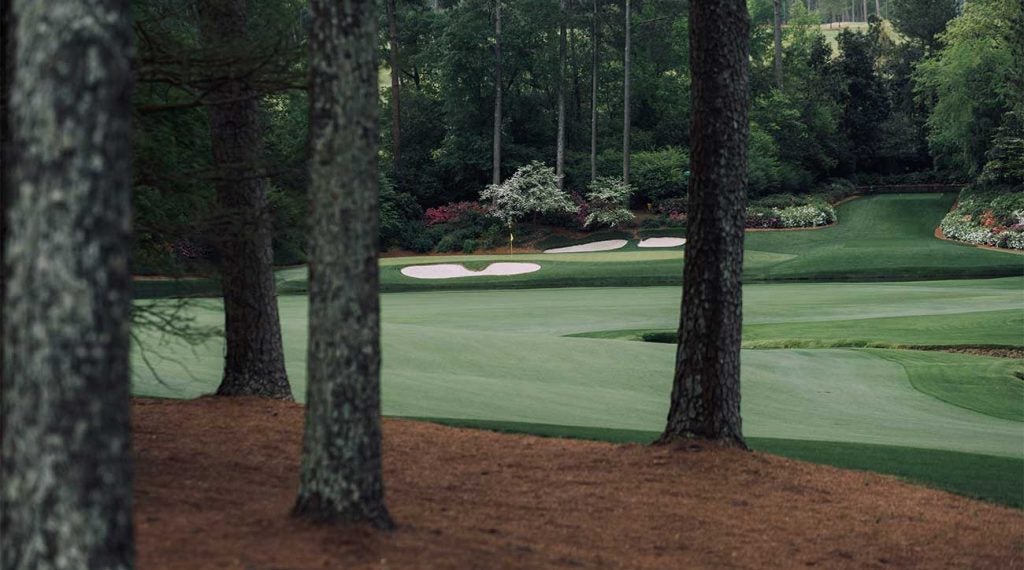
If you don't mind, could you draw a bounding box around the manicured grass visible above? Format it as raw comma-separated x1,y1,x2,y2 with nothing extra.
412,418,1024,508
136,193,1021,298
133,279,1024,460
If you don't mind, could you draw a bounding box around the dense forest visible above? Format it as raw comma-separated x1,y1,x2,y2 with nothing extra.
133,0,1022,273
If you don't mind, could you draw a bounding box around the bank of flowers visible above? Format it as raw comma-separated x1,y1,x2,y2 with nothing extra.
939,208,1024,250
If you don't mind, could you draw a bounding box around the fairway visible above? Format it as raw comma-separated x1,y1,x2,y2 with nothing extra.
134,277,1024,460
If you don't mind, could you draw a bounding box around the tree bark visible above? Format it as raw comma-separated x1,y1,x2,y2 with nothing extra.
294,0,393,530
875,0,881,19
556,0,567,189
386,0,401,177
862,0,868,21
773,0,784,90
1,0,136,567
0,0,12,394
492,0,502,185
660,0,750,448
622,0,631,184
591,0,599,182
197,0,291,400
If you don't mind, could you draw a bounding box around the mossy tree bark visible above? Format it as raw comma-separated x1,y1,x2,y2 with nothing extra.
1,0,135,567
294,0,393,529
660,0,750,448
197,0,291,400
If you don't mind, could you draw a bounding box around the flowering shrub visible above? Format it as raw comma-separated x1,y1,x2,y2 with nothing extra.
939,186,1024,250
480,161,578,228
583,177,635,229
745,204,835,229
940,210,1024,250
423,201,485,226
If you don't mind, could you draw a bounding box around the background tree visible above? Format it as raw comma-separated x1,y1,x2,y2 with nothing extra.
387,0,402,177
660,0,750,447
493,0,503,185
622,0,631,184
1,0,135,566
772,0,784,90
556,0,567,188
890,0,958,48
294,0,393,529
590,0,599,182
914,0,1020,175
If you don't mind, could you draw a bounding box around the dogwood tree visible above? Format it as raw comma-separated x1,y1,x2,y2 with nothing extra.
480,160,577,231
584,177,635,228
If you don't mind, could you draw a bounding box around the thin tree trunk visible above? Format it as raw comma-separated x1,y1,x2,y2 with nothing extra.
294,0,393,529
198,0,291,400
492,0,502,185
862,0,868,21
387,0,401,177
622,0,631,184
875,0,881,19
1,0,136,567
660,0,750,448
591,0,599,182
556,0,567,189
773,0,784,90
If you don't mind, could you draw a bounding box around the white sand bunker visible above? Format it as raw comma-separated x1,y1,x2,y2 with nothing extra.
638,237,686,248
544,239,628,253
400,262,541,280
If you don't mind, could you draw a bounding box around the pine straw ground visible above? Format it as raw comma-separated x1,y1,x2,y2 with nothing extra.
134,397,1024,569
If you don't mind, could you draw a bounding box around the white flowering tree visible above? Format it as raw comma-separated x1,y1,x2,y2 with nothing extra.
583,177,635,228
480,161,578,252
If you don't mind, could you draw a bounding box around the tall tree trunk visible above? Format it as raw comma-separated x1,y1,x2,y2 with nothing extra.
0,0,12,394
492,0,502,185
1,0,136,567
875,0,881,19
862,0,867,21
556,0,567,189
622,0,631,184
198,0,291,400
590,0,599,182
773,0,784,90
294,0,393,529
660,0,750,448
386,0,401,178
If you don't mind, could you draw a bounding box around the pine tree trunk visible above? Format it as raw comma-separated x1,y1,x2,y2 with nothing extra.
556,0,567,189
0,0,12,394
1,0,136,567
294,0,393,530
875,0,881,19
773,0,784,90
660,0,750,448
198,0,291,400
387,0,401,177
590,0,598,182
493,0,503,185
622,0,631,185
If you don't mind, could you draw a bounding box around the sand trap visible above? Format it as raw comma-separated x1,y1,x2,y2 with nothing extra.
401,262,541,280
638,237,686,248
544,239,628,253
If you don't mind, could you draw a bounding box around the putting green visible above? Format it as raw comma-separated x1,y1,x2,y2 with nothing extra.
133,278,1023,459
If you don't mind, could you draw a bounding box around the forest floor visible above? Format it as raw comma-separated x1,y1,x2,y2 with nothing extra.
134,397,1024,569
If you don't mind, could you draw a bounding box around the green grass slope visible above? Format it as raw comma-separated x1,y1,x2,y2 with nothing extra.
133,280,1023,460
